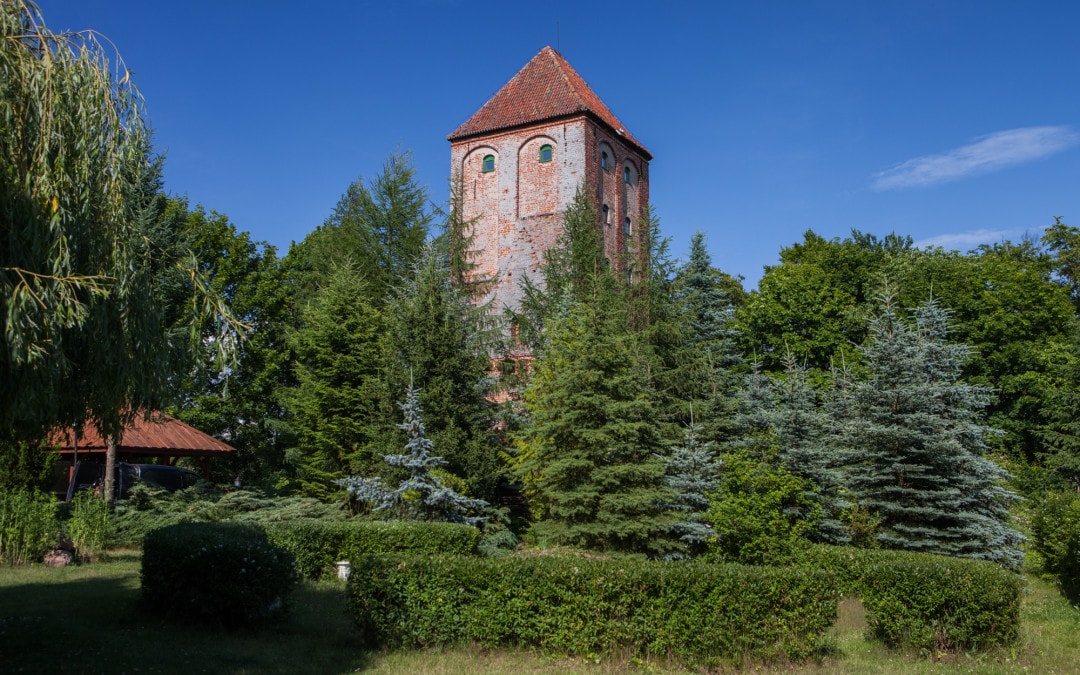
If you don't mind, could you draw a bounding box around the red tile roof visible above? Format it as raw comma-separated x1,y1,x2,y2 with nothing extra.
448,46,651,159
51,412,235,457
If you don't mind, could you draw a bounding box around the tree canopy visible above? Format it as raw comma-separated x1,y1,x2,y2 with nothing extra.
1,1,236,444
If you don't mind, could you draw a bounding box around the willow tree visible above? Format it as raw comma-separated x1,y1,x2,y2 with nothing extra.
1,2,237,482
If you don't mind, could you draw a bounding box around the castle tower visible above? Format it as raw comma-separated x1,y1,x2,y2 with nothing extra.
448,46,652,314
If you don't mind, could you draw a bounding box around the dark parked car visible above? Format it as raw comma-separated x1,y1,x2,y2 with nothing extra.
66,461,203,501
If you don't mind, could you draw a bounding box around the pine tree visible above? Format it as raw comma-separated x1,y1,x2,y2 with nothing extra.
517,184,612,354
678,232,739,355
730,354,847,544
842,297,1023,567
379,243,503,500
515,300,672,555
662,417,722,556
443,172,495,299
338,383,487,525
628,207,699,436
287,150,432,308
284,264,388,498
675,232,743,442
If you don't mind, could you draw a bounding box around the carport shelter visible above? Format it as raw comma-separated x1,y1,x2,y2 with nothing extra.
51,412,235,490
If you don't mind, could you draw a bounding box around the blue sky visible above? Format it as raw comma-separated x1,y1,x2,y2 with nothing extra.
42,1,1080,288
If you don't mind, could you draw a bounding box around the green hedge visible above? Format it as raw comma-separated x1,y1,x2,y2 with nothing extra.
799,545,1021,651
860,556,1021,651
265,520,480,579
346,554,838,666
142,522,299,628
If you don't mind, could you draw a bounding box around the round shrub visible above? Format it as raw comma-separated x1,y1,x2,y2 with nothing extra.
142,522,299,628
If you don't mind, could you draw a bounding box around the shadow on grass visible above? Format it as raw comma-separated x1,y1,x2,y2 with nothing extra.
0,562,371,674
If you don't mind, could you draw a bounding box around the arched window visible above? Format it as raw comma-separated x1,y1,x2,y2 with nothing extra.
623,166,631,184
482,155,495,173
623,217,631,238
602,204,610,224
600,151,609,170
539,144,553,163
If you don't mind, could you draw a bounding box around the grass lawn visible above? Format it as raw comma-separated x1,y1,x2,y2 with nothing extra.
1,552,1078,674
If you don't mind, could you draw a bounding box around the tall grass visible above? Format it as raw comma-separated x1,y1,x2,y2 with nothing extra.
65,489,113,561
0,486,57,565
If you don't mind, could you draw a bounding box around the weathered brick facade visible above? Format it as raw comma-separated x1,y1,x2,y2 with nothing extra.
448,47,651,315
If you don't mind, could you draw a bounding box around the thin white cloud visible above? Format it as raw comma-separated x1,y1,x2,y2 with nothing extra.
915,228,1028,250
873,126,1079,190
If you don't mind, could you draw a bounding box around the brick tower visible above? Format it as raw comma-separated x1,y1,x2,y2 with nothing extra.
448,46,652,315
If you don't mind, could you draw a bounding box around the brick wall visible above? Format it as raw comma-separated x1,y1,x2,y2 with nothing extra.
451,115,650,314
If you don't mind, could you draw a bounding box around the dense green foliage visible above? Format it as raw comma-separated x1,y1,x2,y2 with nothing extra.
1030,491,1080,604
284,265,388,497
171,205,294,487
737,230,1074,459
108,484,346,547
860,556,1021,651
0,439,57,492
0,487,56,565
265,520,480,579
798,545,1022,651
516,301,671,554
347,554,839,666
279,167,499,501
514,190,674,554
662,421,722,556
141,522,299,627
64,490,113,562
0,2,237,443
705,453,819,565
379,246,501,500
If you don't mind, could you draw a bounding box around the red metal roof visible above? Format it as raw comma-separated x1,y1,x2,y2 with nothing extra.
51,412,235,457
448,46,651,159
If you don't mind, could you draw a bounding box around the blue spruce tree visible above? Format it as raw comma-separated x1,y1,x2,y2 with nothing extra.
731,354,848,545
842,297,1023,567
662,416,723,557
338,383,487,525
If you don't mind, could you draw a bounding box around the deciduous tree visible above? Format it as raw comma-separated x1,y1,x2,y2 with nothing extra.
1,2,236,468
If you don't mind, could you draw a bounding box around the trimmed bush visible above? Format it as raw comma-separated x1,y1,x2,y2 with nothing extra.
798,544,899,596
346,554,838,667
860,556,1021,651
1031,490,1080,604
0,487,56,565
265,520,480,579
142,522,299,628
798,545,1021,651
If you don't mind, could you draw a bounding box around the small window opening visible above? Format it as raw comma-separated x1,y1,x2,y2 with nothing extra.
623,166,631,184
482,155,495,173
623,217,631,239
602,204,611,224
539,144,553,163
601,151,609,170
